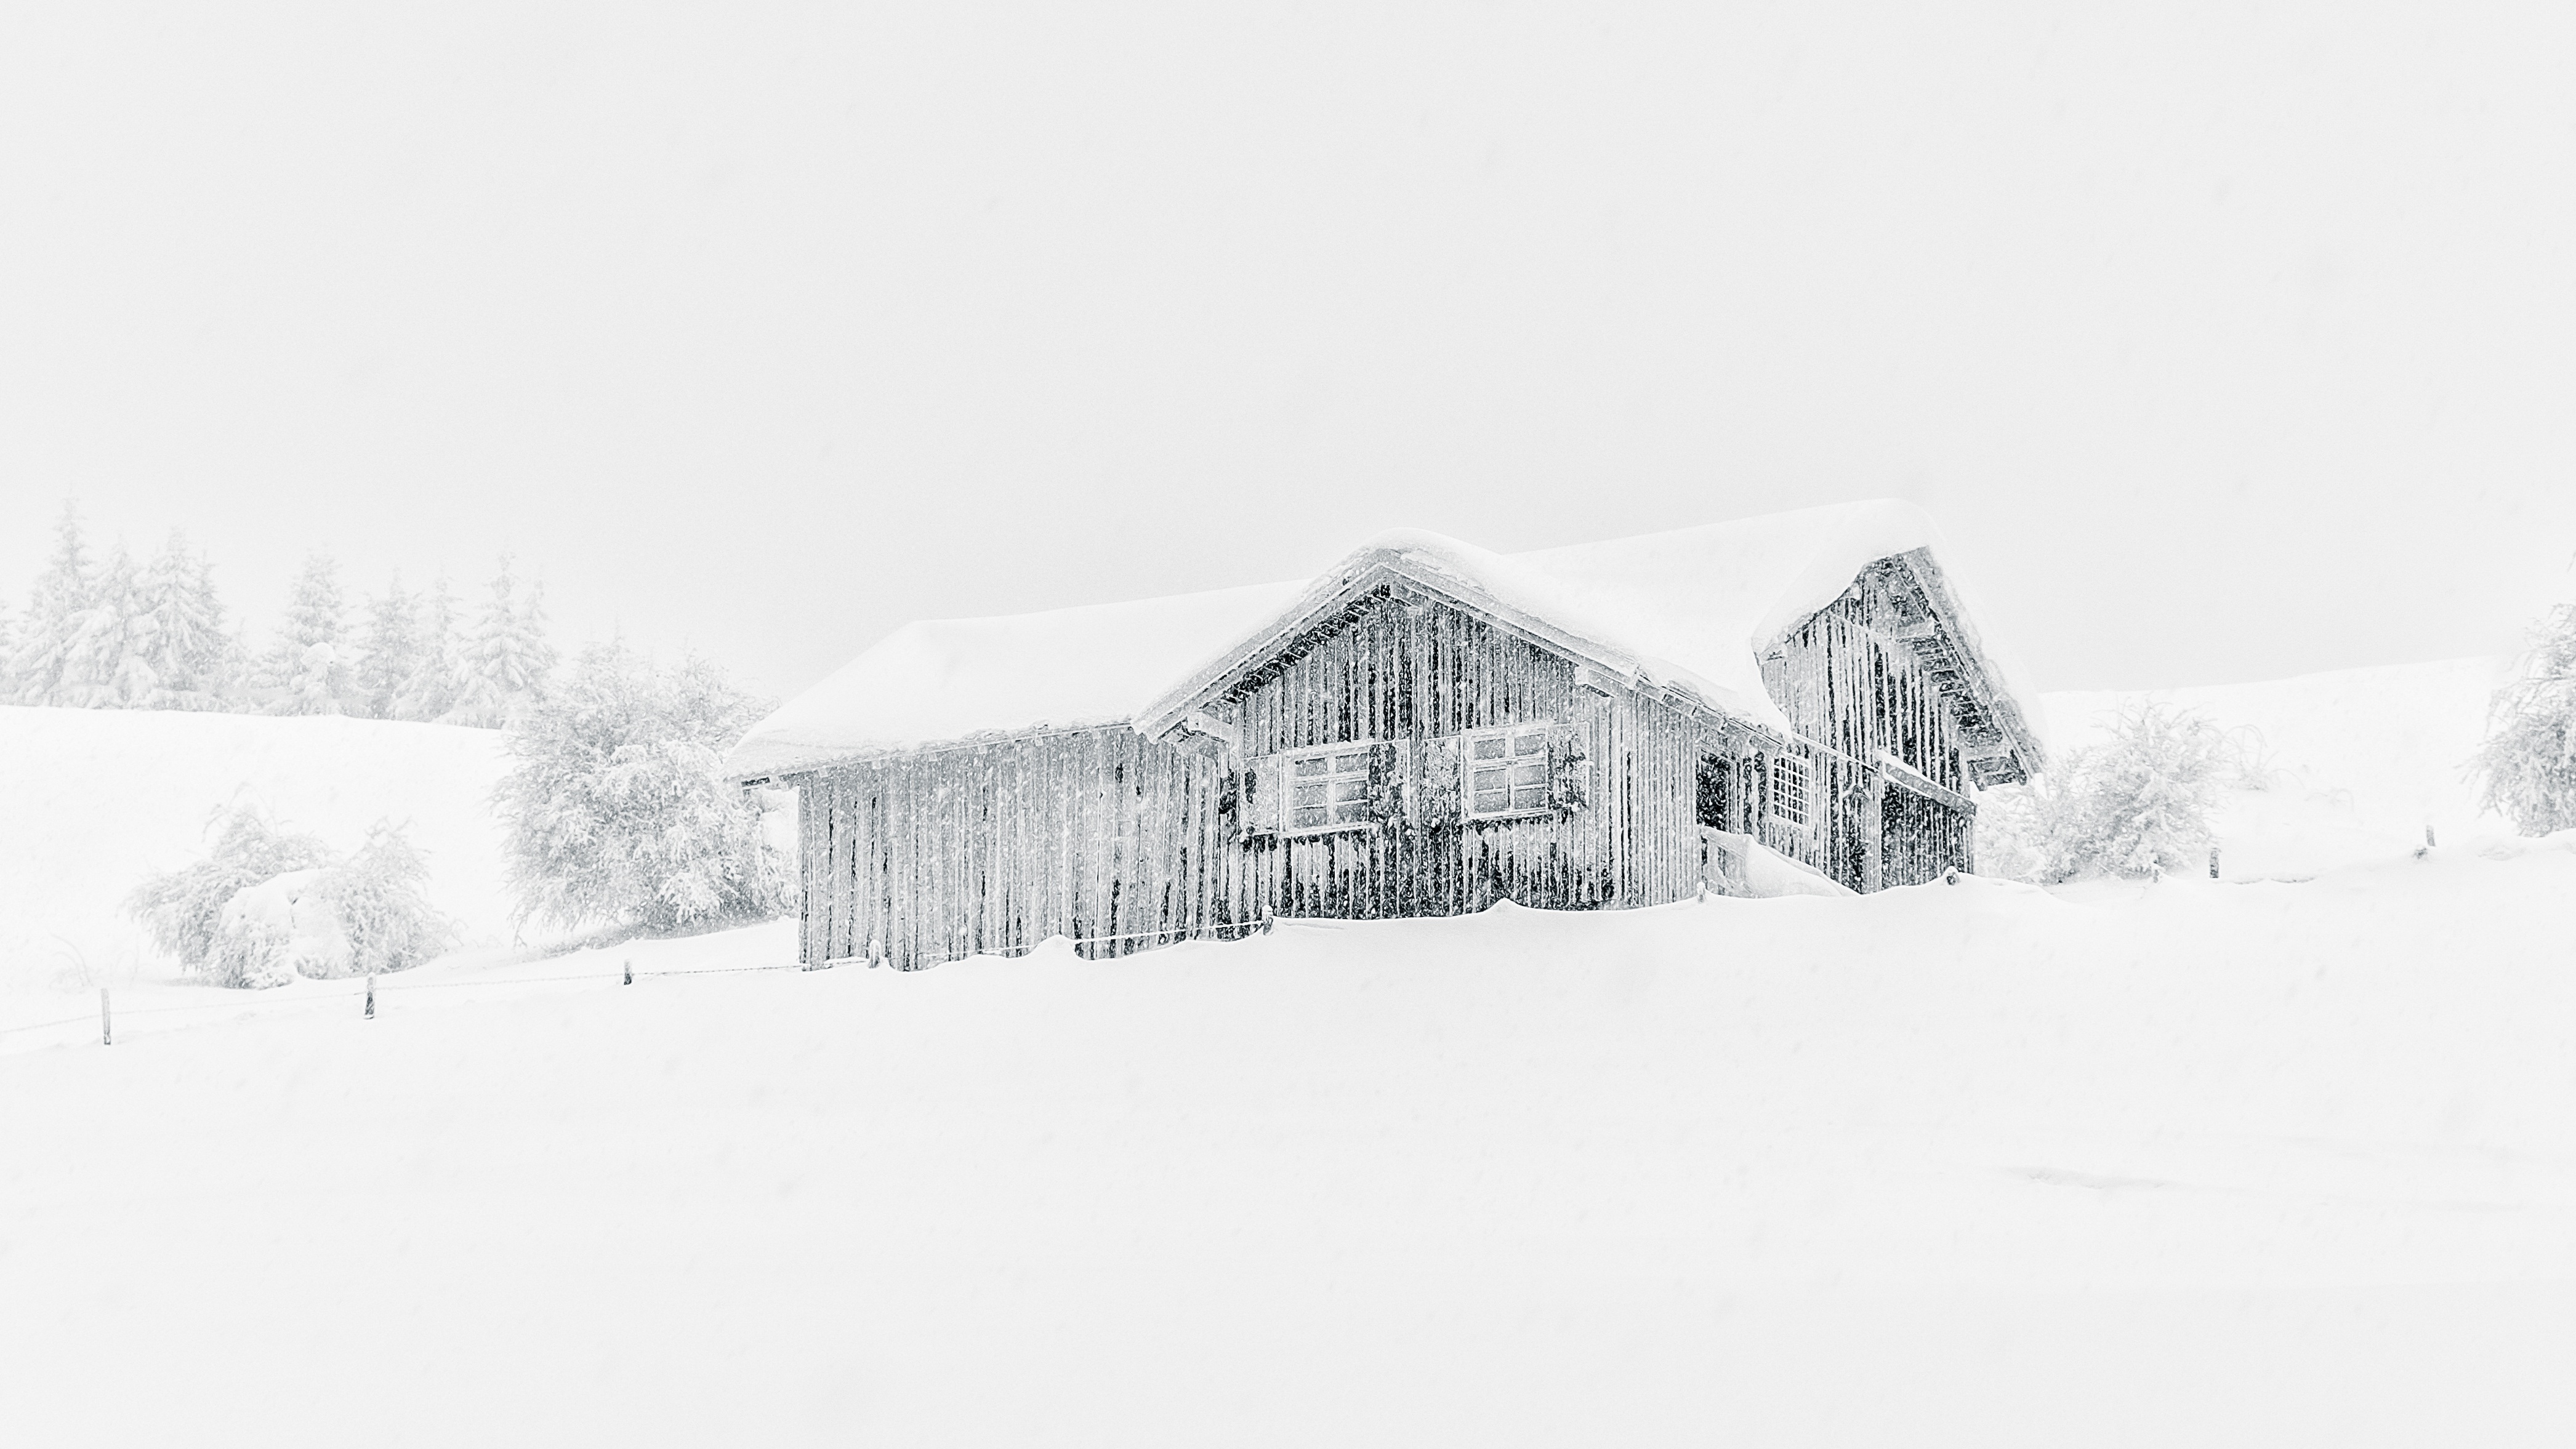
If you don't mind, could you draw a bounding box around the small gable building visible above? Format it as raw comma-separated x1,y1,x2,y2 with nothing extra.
727,501,2046,970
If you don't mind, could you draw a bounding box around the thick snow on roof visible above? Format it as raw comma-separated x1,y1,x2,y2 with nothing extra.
1321,500,1952,732
726,579,1308,778
730,500,2039,776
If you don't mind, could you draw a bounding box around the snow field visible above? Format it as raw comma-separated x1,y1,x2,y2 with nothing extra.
2044,654,2516,877
0,705,514,994
6,843,2576,1447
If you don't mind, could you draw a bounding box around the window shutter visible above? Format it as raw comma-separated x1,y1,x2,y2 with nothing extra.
1240,755,1285,838
1267,755,1292,835
1547,724,1590,814
1366,741,1403,823
1412,737,1460,825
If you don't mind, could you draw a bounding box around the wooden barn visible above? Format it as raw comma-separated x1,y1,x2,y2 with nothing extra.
727,500,2047,970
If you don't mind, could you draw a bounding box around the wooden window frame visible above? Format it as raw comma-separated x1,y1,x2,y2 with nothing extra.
1459,723,1555,822
1770,753,1811,827
1279,743,1380,837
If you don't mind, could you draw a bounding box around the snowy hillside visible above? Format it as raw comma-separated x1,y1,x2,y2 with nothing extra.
1,657,2569,1442
0,656,2516,998
6,845,2575,1446
2040,655,2515,878
0,707,515,992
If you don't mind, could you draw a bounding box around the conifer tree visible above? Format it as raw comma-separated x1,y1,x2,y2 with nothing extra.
396,574,463,723
2475,603,2576,835
9,503,96,705
445,556,555,728
260,553,353,715
131,532,232,709
352,574,422,720
58,544,151,708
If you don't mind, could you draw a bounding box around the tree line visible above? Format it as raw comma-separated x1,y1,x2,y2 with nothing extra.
1,504,555,726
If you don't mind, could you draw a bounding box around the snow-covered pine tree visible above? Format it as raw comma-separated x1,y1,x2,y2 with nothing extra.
8,503,96,705
395,574,462,722
2474,602,2576,836
444,556,555,728
57,544,155,707
129,532,233,710
260,553,354,716
351,574,422,720
193,548,249,708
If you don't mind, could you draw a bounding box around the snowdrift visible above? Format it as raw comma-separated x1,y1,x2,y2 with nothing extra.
4,842,2575,1446
0,707,514,992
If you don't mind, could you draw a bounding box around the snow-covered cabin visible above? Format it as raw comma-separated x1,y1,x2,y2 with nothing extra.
728,500,2045,970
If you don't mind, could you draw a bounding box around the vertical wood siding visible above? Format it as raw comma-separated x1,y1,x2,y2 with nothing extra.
1223,590,1701,918
794,727,1238,971
1755,572,1977,889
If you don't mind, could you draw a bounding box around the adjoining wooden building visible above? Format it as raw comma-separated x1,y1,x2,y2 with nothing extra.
727,501,2047,971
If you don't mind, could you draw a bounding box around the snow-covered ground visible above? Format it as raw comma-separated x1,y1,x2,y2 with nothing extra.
2,656,2567,1445
6,852,2575,1446
0,706,515,993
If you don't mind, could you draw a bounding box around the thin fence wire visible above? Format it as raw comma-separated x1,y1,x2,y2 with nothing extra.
1,958,807,1046
7,925,1278,1045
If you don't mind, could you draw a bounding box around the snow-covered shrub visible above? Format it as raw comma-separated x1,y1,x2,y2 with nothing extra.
2474,603,2576,836
323,824,458,975
496,642,789,936
1976,700,2232,883
127,809,456,987
207,868,342,989
126,806,334,975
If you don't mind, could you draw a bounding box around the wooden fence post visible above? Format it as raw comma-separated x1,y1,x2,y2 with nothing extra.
100,987,111,1046
364,974,376,1019
623,959,633,986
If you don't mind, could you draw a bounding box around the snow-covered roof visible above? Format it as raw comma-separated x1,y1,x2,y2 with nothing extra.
725,579,1309,780
727,500,2046,781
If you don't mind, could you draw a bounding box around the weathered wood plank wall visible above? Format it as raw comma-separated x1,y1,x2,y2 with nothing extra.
794,727,1236,971
1756,572,1976,889
1218,588,1701,918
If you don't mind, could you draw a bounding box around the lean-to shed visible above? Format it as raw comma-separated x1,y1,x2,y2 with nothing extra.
728,500,2046,969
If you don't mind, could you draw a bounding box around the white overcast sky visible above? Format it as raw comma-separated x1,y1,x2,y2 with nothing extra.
2,2,2571,700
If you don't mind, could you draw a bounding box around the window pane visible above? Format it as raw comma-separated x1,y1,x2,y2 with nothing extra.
1330,800,1367,824
1292,806,1327,828
1295,756,1329,777
1473,789,1510,813
1471,766,1509,791
1513,733,1547,756
1294,782,1326,807
1329,778,1367,803
1334,752,1367,772
1510,762,1547,786
1512,785,1549,810
1472,736,1507,760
